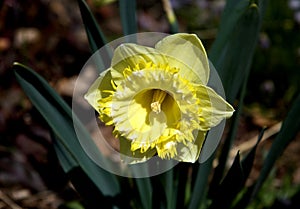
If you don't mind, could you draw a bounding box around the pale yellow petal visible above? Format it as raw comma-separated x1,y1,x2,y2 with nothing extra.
110,43,167,85
196,84,235,130
84,69,113,113
119,136,156,164
155,33,210,84
173,131,206,162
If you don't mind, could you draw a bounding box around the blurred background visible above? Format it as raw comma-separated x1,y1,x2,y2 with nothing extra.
0,0,299,208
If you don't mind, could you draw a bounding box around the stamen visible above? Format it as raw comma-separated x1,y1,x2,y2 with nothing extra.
151,89,167,113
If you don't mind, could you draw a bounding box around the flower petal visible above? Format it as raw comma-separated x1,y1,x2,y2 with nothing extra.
155,33,210,84
196,84,235,130
119,136,156,164
110,43,167,85
173,131,206,162
84,68,113,113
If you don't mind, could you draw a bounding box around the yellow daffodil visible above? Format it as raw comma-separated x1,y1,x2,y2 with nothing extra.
85,33,234,164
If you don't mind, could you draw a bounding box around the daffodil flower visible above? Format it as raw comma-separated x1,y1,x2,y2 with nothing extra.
85,33,234,164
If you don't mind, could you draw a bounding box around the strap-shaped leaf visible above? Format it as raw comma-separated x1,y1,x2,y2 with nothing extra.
130,165,153,209
176,164,190,209
53,133,116,208
208,152,244,209
208,0,267,195
189,1,267,207
77,0,107,53
119,0,137,36
188,154,215,209
209,129,265,209
209,2,263,103
252,93,300,198
230,130,265,209
164,168,177,209
13,62,120,197
231,92,300,207
151,175,167,209
77,0,112,74
52,132,78,172
241,128,265,177
209,0,249,63
208,109,239,197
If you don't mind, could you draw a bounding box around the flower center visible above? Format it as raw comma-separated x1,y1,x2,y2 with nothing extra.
151,89,167,113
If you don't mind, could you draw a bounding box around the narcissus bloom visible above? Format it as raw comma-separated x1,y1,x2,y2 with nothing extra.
85,33,234,164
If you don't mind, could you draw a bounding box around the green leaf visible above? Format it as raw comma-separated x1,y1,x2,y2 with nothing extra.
208,152,244,209
77,0,107,53
77,0,112,74
136,178,152,209
241,128,265,177
209,129,264,209
119,0,137,36
229,130,265,209
52,130,119,209
52,132,78,172
209,75,247,196
209,0,249,61
176,164,190,209
208,110,239,197
208,0,267,194
13,62,120,197
188,154,215,209
252,93,300,198
164,168,177,209
151,175,167,209
209,2,262,103
131,165,153,209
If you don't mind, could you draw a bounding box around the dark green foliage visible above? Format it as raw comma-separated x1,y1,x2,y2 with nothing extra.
119,0,137,36
13,1,300,208
13,63,120,206
77,0,107,52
